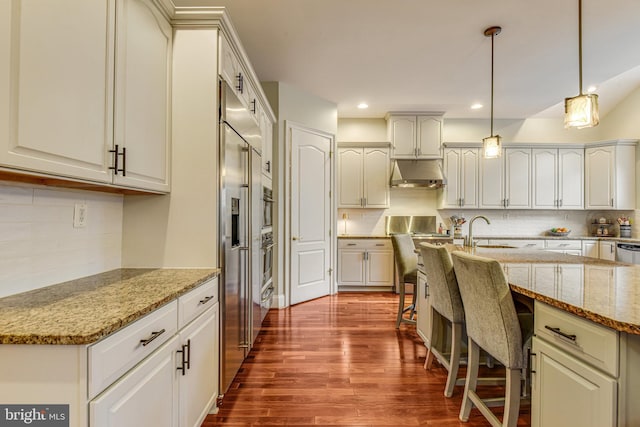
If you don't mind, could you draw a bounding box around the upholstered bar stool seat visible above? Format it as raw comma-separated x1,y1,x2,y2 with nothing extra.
451,251,531,427
419,242,467,397
391,234,418,328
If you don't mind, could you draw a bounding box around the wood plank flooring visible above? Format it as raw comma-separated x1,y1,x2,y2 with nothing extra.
203,292,530,426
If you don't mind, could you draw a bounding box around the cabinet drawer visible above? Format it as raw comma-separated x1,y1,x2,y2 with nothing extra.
338,239,391,249
545,240,582,250
88,301,178,399
490,239,544,249
178,277,218,329
534,302,618,376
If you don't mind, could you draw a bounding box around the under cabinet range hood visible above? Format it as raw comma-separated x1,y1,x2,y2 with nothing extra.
390,160,446,188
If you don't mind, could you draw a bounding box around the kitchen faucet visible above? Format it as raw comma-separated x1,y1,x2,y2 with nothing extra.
465,215,491,247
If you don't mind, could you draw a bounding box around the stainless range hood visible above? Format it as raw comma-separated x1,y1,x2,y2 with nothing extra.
390,159,446,188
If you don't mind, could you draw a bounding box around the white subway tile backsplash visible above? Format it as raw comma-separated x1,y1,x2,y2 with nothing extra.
0,183,123,298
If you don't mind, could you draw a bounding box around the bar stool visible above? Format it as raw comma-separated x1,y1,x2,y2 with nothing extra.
419,242,466,398
451,251,530,427
390,234,417,328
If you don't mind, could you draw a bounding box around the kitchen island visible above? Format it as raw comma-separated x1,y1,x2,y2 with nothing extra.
418,245,640,427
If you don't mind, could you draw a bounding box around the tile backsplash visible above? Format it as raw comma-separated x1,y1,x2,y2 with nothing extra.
0,182,123,298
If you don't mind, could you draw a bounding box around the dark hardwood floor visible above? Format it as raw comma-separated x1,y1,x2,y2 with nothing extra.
203,292,530,426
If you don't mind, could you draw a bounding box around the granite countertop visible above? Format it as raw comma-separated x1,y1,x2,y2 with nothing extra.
418,244,640,335
0,268,219,345
475,235,640,243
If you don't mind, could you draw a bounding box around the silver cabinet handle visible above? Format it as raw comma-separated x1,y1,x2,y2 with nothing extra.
545,325,576,342
140,329,166,347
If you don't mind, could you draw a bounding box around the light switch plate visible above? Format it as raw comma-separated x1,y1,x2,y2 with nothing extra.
73,203,87,228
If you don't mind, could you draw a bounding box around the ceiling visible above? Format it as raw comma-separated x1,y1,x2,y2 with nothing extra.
182,0,640,120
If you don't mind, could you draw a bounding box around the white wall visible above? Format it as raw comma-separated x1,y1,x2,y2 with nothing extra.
263,81,337,307
0,182,122,298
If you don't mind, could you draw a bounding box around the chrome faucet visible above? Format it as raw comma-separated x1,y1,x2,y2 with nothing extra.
466,215,491,247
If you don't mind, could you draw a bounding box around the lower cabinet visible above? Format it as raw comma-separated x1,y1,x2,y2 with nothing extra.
415,270,431,345
599,241,616,261
337,239,394,289
532,337,616,427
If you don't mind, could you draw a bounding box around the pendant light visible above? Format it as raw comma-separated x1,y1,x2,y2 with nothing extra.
483,26,502,159
564,0,599,128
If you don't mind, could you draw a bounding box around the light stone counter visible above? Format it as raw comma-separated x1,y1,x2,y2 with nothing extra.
417,244,640,335
0,268,219,345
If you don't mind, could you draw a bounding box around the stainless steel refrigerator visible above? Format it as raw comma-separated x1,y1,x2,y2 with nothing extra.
219,79,263,395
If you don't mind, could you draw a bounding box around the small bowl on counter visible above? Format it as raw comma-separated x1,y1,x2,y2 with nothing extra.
548,228,571,237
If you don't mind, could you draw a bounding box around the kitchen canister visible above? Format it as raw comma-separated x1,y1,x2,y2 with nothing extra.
620,225,632,238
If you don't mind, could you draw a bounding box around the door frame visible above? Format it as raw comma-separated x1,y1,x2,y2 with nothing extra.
284,120,337,307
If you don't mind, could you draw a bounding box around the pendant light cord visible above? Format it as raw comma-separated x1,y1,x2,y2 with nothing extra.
578,0,583,95
490,32,495,136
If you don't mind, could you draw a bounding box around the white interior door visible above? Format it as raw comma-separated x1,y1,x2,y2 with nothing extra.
288,124,332,305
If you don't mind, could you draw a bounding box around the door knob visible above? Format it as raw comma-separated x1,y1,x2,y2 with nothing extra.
292,236,298,241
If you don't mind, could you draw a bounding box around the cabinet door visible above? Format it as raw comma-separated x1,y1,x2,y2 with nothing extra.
460,148,479,208
599,241,616,261
416,271,431,344
479,155,504,208
531,337,616,427
557,265,584,306
582,241,598,258
262,112,273,178
338,249,365,285
558,148,584,209
179,306,219,427
91,336,178,427
585,147,614,209
531,264,557,298
0,0,114,183
389,116,416,158
113,0,171,192
337,148,364,208
532,149,558,209
442,149,461,208
365,250,394,286
416,116,442,158
505,148,531,209
363,148,390,208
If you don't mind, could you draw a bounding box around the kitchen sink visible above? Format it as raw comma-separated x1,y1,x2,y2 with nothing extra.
476,244,517,249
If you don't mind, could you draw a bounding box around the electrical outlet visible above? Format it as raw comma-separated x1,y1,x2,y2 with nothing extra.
73,203,87,228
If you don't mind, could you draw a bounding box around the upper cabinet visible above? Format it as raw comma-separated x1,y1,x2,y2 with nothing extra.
480,148,532,209
338,147,390,208
585,141,637,210
386,114,442,159
260,110,273,179
532,148,584,210
441,147,479,208
0,0,171,193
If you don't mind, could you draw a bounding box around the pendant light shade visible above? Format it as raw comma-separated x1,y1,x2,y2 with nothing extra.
564,0,599,128
483,26,502,159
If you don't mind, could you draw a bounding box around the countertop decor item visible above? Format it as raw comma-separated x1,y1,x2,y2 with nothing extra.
549,227,571,236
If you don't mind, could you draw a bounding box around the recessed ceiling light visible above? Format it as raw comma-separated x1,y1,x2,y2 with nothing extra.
471,103,483,109
357,102,369,109
587,85,597,93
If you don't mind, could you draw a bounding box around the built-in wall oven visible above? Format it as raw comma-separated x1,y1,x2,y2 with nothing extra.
260,230,274,321
263,186,273,229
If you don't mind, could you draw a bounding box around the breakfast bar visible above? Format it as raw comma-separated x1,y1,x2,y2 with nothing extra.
420,245,640,427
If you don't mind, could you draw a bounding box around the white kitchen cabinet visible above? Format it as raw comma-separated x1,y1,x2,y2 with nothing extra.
503,263,532,289
582,240,598,258
531,263,583,305
544,240,583,255
387,114,443,159
415,270,431,345
441,148,479,208
178,305,219,427
338,239,394,288
261,110,273,178
91,335,179,427
532,337,616,427
532,148,583,209
480,148,531,209
0,0,171,193
489,239,544,249
338,147,390,208
599,241,616,261
585,141,636,210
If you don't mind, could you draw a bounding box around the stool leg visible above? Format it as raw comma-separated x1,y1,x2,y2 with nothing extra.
503,368,522,427
444,322,462,398
395,281,405,328
459,337,479,422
